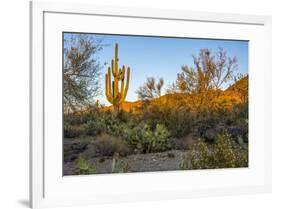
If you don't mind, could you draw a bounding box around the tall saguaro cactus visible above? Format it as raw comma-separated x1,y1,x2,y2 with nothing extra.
105,43,130,113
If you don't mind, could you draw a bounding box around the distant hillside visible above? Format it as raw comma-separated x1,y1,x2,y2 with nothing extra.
225,75,248,104
102,76,248,112
226,75,248,92
102,100,143,112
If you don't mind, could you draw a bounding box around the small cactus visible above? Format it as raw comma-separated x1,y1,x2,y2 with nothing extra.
105,43,130,113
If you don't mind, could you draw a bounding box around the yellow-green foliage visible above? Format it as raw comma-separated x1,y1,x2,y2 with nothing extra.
215,132,237,168
76,157,97,175
137,123,171,153
180,132,248,170
105,43,130,111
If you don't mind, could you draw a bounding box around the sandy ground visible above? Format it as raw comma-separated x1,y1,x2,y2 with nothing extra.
64,149,186,175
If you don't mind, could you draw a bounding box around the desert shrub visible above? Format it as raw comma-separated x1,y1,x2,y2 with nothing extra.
84,120,103,136
121,122,171,153
121,122,139,146
64,111,95,126
75,157,96,175
92,111,127,136
180,132,248,170
180,140,215,169
233,143,248,167
232,103,248,121
93,134,130,157
64,124,86,138
154,124,171,150
136,101,194,139
135,123,171,153
221,103,248,142
214,132,237,168
195,111,221,136
218,103,248,128
160,107,194,138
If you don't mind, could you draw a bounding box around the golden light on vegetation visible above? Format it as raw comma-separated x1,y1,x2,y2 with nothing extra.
105,43,131,113
63,37,249,175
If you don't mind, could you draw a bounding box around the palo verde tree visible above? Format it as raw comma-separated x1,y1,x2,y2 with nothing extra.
63,34,103,112
136,77,164,101
105,43,131,113
233,73,248,104
173,48,238,110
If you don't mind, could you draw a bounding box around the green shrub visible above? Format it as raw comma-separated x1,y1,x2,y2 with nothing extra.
135,123,171,153
93,134,130,157
164,108,194,138
214,132,237,168
137,102,194,139
93,111,126,136
75,157,96,175
180,140,215,169
180,132,248,170
122,123,138,145
64,124,86,138
85,120,103,136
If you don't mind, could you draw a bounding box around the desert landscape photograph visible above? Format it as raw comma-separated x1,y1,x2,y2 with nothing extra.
63,33,248,175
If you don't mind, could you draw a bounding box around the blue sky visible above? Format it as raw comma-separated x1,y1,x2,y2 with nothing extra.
64,33,248,106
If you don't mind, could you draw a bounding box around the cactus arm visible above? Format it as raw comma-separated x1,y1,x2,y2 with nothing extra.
105,72,113,103
107,67,112,96
111,59,116,76
106,67,113,102
118,66,125,80
111,44,119,77
113,44,119,97
120,67,130,102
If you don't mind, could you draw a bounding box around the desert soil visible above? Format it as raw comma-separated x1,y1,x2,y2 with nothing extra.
64,146,186,175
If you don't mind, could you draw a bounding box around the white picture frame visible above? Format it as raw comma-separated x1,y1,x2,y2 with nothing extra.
30,1,272,208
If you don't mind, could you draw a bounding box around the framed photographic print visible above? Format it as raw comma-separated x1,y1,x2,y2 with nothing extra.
30,1,272,208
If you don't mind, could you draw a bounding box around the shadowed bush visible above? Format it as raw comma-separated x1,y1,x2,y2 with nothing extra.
93,134,130,157
64,124,87,138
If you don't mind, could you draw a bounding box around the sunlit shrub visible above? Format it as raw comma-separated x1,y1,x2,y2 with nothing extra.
214,132,237,168
180,140,215,169
180,132,248,170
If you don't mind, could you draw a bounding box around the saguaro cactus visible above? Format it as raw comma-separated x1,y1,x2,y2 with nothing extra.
105,43,130,112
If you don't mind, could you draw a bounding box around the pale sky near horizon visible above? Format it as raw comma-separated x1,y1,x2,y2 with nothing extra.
64,33,248,106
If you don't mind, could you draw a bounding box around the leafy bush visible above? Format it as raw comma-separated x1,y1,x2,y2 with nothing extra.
163,108,194,138
180,132,248,170
75,157,96,175
214,132,237,168
135,123,171,153
92,111,127,136
93,134,130,157
64,124,86,138
85,120,103,136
